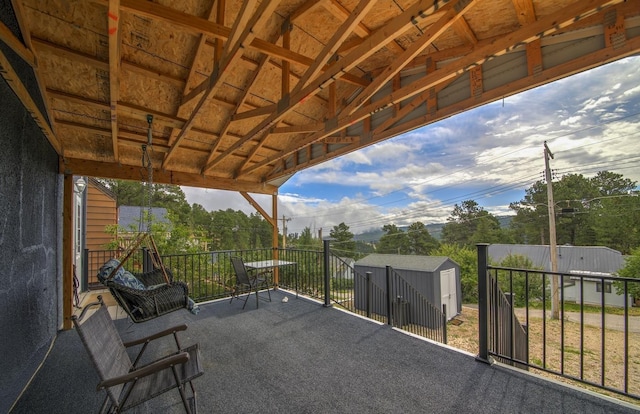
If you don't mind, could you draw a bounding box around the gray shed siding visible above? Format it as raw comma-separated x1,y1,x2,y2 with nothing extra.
354,255,461,324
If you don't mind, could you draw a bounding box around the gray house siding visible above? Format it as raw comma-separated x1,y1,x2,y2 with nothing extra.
488,244,631,307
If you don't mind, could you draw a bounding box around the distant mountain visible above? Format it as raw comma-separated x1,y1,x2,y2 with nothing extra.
354,223,445,242
353,216,512,242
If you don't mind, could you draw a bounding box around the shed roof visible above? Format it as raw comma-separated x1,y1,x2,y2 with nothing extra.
488,244,626,274
355,254,454,272
3,1,638,194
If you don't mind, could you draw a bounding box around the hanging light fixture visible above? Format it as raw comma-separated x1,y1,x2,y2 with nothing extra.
74,177,87,194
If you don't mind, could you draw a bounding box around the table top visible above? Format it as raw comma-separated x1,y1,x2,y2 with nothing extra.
244,259,297,269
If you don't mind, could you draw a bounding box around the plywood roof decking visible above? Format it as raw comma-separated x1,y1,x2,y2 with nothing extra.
3,0,639,195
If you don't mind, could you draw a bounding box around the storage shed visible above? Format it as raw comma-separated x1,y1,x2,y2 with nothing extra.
354,254,461,322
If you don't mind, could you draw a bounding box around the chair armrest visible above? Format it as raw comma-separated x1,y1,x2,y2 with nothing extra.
97,352,190,390
123,324,188,347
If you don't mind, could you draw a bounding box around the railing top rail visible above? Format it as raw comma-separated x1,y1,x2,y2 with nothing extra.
487,265,638,283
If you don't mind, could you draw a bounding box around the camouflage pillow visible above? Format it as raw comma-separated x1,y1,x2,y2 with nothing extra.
98,259,145,290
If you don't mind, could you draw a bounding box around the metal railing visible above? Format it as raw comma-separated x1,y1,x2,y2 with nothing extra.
85,241,448,344
477,244,640,401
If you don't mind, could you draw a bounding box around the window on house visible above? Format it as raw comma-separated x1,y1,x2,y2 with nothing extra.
596,282,611,293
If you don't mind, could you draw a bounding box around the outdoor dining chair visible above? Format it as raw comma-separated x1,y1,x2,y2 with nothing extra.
229,256,272,309
71,295,203,413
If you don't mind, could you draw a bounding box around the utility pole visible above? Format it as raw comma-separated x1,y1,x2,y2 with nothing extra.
544,141,560,320
280,215,291,248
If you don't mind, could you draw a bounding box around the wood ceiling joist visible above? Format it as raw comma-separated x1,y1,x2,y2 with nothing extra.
342,0,479,115
201,0,321,176
323,0,405,55
241,0,629,179
512,0,537,25
379,37,640,150
220,0,447,177
202,51,272,174
107,0,121,161
452,17,478,45
229,0,378,177
10,0,60,144
165,1,217,159
292,0,378,95
267,27,640,182
162,0,281,169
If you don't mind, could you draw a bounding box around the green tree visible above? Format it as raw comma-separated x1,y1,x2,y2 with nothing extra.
377,224,409,254
510,171,638,251
432,244,477,303
406,222,440,254
494,254,544,307
614,247,640,302
293,226,322,250
330,222,356,257
442,200,501,247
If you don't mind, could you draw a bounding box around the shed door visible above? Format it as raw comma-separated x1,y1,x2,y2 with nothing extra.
440,268,457,320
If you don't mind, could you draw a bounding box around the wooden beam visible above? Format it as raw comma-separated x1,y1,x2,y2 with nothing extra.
0,47,61,154
470,65,483,99
60,157,278,193
323,0,405,54
512,0,537,25
292,0,377,94
342,0,479,115
215,0,443,174
108,0,121,161
62,174,74,330
0,20,35,66
243,0,630,178
163,0,281,169
240,192,276,227
452,17,478,45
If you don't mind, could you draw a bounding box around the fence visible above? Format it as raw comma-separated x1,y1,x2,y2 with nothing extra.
477,244,640,401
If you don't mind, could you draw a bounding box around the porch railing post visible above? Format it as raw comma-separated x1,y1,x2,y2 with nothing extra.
82,248,89,289
323,238,332,307
386,266,392,326
477,243,491,364
366,271,372,319
442,304,447,344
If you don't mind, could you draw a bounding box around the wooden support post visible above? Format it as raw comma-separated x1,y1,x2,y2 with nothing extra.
272,193,279,287
62,174,74,330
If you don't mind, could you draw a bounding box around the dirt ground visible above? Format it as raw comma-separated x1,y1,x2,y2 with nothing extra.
446,306,640,406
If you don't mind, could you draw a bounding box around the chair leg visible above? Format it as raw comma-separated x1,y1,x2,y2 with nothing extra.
172,366,193,414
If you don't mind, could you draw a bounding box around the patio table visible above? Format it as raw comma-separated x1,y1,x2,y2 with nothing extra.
244,260,298,298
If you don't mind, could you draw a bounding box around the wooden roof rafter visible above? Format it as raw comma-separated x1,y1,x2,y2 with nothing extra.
107,0,121,161
162,0,283,170
341,0,479,115
217,0,450,177
6,0,638,192
229,0,379,176
242,0,630,180
201,0,323,176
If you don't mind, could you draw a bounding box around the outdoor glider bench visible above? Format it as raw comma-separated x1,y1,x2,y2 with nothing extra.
98,258,199,323
72,296,204,413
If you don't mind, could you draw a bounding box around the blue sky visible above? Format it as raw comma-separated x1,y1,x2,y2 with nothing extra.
184,55,640,236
